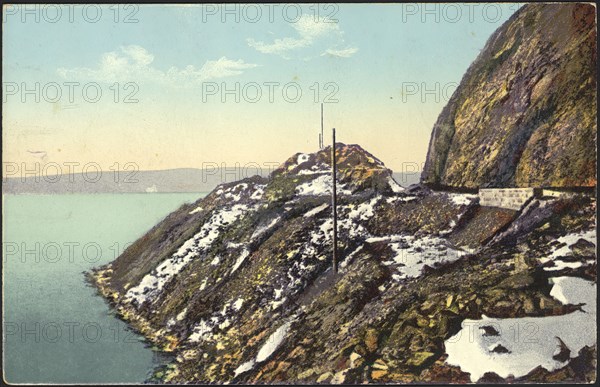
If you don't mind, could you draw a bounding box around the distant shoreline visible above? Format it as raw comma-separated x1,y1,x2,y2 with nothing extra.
2,170,423,194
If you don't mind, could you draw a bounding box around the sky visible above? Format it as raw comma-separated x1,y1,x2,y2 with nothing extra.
3,3,522,175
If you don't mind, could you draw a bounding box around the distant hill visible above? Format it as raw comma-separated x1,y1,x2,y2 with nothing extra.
392,172,421,188
3,168,419,194
2,168,269,194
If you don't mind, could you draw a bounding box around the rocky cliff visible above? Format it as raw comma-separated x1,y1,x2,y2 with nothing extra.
421,3,597,189
91,144,596,383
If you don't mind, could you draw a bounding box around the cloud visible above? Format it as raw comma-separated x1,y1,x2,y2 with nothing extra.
321,47,359,58
194,57,259,79
293,14,340,40
247,37,311,55
165,57,259,84
57,45,258,86
121,45,154,66
247,14,352,59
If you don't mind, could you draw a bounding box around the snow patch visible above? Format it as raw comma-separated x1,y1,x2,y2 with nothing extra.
388,176,405,193
188,297,250,344
199,279,207,291
340,245,364,269
188,319,213,343
548,230,595,260
348,196,380,221
386,235,467,279
273,287,284,299
250,185,265,200
227,242,244,249
234,360,256,377
297,153,310,164
256,321,293,363
295,175,351,196
365,235,404,243
304,203,329,218
298,163,329,175
269,297,286,311
233,318,295,377
231,249,250,274
233,298,244,311
386,196,418,204
448,193,478,206
125,204,253,305
251,216,281,240
189,206,203,215
366,234,468,280
222,183,248,202
176,307,188,321
540,229,596,272
445,276,596,382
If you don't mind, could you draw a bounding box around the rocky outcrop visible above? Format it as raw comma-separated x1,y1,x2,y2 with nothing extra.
421,3,597,189
90,143,596,383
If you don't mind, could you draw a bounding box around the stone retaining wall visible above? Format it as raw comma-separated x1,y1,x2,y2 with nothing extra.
479,188,539,210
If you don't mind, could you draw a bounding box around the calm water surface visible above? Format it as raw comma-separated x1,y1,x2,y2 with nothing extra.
3,193,205,384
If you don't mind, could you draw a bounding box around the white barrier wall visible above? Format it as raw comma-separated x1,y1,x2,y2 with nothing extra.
541,189,573,198
479,188,537,211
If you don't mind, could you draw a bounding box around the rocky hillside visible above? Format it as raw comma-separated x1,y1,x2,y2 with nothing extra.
421,3,597,189
90,143,596,383
89,3,597,383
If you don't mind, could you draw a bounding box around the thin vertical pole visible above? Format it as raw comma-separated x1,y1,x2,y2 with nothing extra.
320,103,324,149
331,128,338,274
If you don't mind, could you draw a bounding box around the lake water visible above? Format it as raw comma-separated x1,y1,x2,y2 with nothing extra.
2,193,206,384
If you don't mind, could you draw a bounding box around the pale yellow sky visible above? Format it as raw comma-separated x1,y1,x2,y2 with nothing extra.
3,95,435,173
3,4,519,175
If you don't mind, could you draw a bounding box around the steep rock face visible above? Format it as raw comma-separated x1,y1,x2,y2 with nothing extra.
421,3,596,189
91,144,596,383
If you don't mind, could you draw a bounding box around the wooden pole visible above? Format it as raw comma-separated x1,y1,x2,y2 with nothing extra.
320,103,324,149
331,128,338,274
